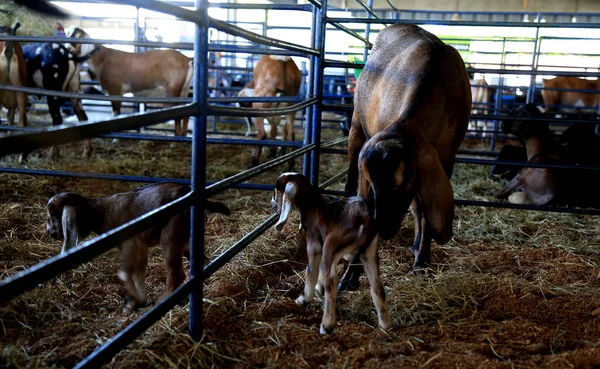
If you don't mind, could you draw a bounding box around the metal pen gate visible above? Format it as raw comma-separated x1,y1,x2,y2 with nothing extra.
1,1,600,368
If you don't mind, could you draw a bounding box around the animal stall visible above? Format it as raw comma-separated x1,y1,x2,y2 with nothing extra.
1,1,600,368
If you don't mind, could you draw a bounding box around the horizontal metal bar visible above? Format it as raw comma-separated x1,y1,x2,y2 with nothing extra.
320,189,600,215
324,61,365,69
0,35,194,50
457,149,500,157
204,214,278,277
321,148,346,155
392,8,600,16
0,127,306,147
470,113,600,125
211,96,304,104
209,3,313,10
354,0,381,19
101,0,319,56
0,104,198,156
206,143,316,197
456,157,600,171
468,68,600,78
208,44,313,57
319,168,349,190
0,84,305,105
0,166,191,185
326,17,600,29
208,98,317,117
327,61,600,78
538,86,600,94
0,84,192,103
328,22,373,48
107,0,208,27
306,0,322,8
320,136,349,149
0,192,195,304
74,276,198,369
208,19,320,56
0,166,279,192
454,199,600,215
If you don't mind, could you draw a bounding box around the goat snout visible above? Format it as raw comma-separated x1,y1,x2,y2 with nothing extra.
47,228,60,240
271,199,279,214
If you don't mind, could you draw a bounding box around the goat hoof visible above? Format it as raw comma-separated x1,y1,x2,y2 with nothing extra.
338,278,360,292
266,147,277,158
295,295,309,306
248,160,258,169
320,324,334,335
411,266,433,280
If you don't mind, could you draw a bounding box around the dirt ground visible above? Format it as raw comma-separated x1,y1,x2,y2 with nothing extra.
1,118,600,369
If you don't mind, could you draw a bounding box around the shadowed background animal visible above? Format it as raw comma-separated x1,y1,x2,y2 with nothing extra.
46,183,230,312
491,103,600,207
341,24,471,289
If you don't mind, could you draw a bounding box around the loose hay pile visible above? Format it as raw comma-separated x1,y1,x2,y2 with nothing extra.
0,1,54,36
1,121,600,369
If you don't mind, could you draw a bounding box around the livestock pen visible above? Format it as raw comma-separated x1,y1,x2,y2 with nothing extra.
1,1,600,368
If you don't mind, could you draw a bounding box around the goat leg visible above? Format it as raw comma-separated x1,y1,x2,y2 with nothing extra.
338,252,363,291
491,172,523,199
345,122,366,196
360,236,391,330
296,241,321,306
412,205,432,275
320,249,340,334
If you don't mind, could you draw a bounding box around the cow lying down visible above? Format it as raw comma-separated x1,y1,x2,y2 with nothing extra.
46,183,230,312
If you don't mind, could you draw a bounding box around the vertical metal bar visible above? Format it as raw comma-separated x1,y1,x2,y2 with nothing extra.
134,7,141,117
490,37,507,151
310,0,327,186
189,0,209,341
526,16,541,104
362,0,373,63
303,6,318,177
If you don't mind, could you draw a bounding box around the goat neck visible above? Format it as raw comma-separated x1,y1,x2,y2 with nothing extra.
86,195,115,235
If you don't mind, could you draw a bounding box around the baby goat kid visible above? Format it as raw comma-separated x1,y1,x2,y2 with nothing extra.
46,183,230,312
272,173,391,334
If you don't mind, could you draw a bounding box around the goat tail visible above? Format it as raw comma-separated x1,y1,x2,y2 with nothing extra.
71,48,97,64
10,22,20,35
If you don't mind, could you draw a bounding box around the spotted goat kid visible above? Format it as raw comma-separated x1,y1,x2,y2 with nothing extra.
272,172,391,334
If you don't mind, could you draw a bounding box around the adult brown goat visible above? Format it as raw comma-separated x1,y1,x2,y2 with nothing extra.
241,55,301,168
67,27,193,136
0,22,27,127
341,24,471,288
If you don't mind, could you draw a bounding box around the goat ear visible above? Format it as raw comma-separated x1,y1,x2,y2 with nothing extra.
416,145,454,244
275,182,297,232
205,200,231,216
48,193,69,214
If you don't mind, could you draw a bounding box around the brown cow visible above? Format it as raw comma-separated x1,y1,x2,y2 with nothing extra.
341,24,471,288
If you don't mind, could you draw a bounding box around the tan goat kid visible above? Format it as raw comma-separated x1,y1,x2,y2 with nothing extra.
46,183,230,312
272,173,391,334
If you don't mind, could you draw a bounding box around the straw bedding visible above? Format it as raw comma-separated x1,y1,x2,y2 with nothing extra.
1,118,600,369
